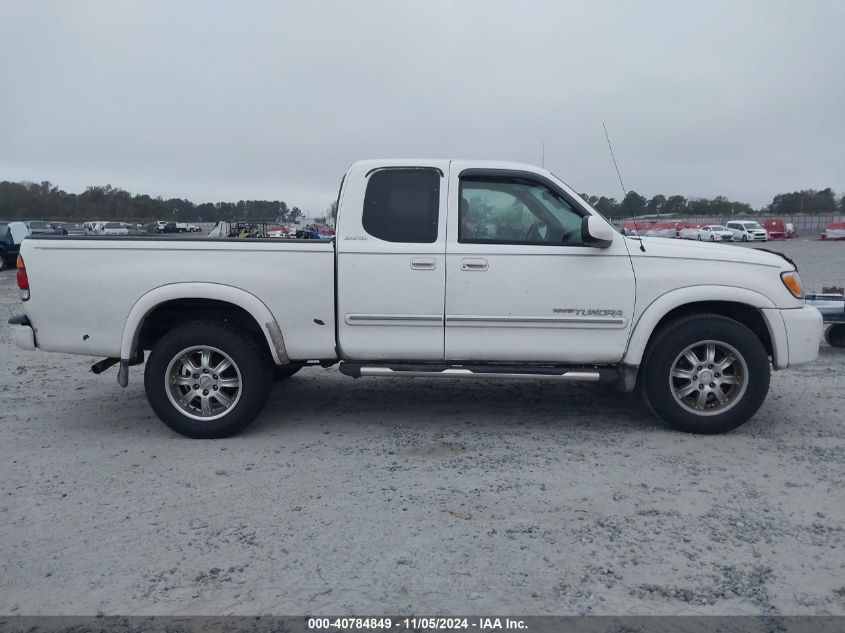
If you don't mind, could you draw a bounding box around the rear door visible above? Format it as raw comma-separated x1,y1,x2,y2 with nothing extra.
444,164,636,363
336,161,448,360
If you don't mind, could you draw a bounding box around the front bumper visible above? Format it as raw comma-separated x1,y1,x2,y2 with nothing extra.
763,306,823,368
9,315,36,350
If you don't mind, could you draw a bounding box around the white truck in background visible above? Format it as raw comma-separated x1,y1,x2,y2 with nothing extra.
9,159,823,438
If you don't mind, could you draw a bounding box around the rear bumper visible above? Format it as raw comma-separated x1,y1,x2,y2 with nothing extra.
765,306,823,368
8,315,36,351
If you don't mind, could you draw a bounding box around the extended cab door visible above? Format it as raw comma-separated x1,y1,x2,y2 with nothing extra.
336,161,448,360
444,164,635,363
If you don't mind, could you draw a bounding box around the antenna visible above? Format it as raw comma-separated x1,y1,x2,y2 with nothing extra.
603,122,626,197
602,122,644,252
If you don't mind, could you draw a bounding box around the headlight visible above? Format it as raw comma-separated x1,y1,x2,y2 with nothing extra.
780,271,804,299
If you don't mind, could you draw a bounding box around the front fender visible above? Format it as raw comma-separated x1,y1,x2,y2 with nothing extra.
623,285,780,367
120,282,288,365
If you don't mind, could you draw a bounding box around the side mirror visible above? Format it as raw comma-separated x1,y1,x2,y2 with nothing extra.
581,216,614,248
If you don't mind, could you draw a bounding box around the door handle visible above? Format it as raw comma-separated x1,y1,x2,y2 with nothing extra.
410,257,436,270
461,258,488,271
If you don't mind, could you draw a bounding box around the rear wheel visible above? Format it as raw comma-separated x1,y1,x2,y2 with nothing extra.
639,315,770,434
144,321,272,438
825,324,845,348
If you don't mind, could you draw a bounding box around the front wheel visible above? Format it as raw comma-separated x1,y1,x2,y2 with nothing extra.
639,315,770,434
144,321,272,438
710,235,716,242
742,234,748,242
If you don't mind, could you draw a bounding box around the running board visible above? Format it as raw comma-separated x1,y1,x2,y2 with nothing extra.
338,362,617,383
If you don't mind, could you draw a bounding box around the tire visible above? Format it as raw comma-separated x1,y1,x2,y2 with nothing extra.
273,363,303,381
144,321,273,438
825,324,845,348
710,235,715,242
639,315,770,434
697,235,702,241
742,234,748,242
0,254,6,272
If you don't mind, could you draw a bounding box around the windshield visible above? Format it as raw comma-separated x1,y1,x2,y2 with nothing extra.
104,222,122,228
29,221,50,229
709,225,728,230
743,222,762,229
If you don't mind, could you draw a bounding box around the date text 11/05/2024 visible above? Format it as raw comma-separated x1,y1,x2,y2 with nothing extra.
307,617,528,630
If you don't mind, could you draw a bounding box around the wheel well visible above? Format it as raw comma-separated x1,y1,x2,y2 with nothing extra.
137,298,270,359
648,301,774,359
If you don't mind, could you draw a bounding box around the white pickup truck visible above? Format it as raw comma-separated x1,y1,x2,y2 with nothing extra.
9,160,823,438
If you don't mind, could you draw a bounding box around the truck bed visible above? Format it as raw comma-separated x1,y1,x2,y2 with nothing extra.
19,235,337,361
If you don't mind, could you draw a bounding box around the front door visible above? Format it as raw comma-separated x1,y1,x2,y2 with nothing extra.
444,164,636,363
336,162,448,360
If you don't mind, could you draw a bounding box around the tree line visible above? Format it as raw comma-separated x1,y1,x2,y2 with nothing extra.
581,188,843,219
1,179,842,223
0,181,306,223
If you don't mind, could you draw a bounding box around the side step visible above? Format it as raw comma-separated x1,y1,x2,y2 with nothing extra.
338,362,618,383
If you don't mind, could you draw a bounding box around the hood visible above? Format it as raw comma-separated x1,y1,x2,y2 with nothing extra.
629,236,792,270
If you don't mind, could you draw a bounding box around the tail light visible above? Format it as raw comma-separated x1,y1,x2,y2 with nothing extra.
16,255,29,301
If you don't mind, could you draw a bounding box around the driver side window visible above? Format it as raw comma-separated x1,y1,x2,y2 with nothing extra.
458,177,584,245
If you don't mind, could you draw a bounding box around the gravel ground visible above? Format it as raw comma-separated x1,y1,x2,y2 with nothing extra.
1,240,843,616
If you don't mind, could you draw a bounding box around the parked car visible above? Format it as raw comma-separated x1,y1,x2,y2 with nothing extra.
0,221,30,271
83,221,102,235
820,221,845,241
22,220,65,236
267,225,293,238
25,220,57,235
97,222,129,236
694,225,734,242
785,223,797,238
762,219,786,240
644,221,683,239
10,159,822,439
621,220,652,236
57,222,85,236
678,223,703,240
726,220,768,242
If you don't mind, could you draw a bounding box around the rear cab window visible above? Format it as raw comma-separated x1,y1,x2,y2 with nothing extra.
362,168,440,243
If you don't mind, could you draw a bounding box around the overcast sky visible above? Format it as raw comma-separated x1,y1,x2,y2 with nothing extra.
1,1,843,213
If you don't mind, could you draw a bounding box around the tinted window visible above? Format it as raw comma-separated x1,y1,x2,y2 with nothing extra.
362,169,440,243
459,177,584,245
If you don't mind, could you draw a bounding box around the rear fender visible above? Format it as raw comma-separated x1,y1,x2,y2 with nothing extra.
121,282,287,365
